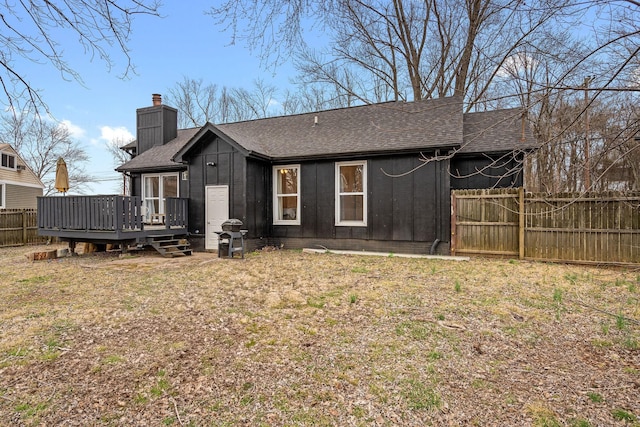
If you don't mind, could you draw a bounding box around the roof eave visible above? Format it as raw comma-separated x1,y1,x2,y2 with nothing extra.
115,164,186,174
267,145,460,163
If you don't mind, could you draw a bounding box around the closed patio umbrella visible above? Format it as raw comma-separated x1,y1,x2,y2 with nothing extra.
55,157,69,194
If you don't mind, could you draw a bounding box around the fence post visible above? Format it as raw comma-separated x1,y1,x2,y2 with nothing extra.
22,209,27,245
519,187,525,260
450,192,457,256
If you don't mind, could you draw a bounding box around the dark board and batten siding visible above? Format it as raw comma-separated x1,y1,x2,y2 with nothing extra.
245,159,270,240
450,154,525,190
269,154,451,254
184,135,273,247
301,162,334,239
136,105,178,154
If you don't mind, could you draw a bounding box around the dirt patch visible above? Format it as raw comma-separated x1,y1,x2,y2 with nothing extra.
1,244,639,426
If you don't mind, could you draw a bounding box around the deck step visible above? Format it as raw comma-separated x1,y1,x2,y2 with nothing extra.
147,237,192,258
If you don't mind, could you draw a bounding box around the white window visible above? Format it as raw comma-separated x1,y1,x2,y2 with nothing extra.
273,165,300,225
1,152,16,170
142,173,179,223
0,183,5,209
336,161,367,226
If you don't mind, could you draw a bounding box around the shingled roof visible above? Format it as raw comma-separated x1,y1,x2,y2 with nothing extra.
216,96,463,160
116,96,534,172
116,128,199,173
460,108,536,154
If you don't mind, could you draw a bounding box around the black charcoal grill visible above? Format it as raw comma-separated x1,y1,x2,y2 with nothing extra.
215,219,247,258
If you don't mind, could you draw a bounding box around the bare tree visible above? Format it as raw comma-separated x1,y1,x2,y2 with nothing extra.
0,0,161,115
209,0,567,105
165,77,220,128
208,1,640,193
105,136,135,195
230,79,279,120
0,111,92,195
166,78,284,126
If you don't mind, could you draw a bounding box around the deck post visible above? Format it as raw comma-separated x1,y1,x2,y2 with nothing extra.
115,196,124,231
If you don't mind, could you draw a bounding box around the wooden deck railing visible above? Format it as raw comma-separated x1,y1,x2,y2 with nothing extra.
38,195,144,231
38,195,189,232
165,197,188,228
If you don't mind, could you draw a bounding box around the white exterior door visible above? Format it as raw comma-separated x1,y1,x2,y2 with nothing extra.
205,185,229,250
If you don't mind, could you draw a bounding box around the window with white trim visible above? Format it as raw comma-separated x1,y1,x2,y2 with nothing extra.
142,173,179,223
0,183,5,209
1,152,16,170
273,165,300,225
336,161,367,226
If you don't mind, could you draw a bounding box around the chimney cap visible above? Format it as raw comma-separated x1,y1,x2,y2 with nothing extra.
152,93,162,106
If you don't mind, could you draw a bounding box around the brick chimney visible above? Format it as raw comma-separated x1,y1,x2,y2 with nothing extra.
136,94,178,154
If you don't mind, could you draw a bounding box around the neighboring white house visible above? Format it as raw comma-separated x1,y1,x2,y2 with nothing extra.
0,143,45,209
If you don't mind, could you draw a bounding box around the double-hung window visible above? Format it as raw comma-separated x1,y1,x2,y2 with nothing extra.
336,161,367,226
1,152,16,170
273,165,300,225
142,173,178,223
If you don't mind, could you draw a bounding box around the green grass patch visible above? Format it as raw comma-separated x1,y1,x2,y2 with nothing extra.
149,370,171,398
616,314,627,330
15,401,47,419
402,379,441,411
611,408,637,423
395,321,431,341
104,354,125,364
306,297,325,309
624,337,639,350
587,392,603,403
16,276,50,285
454,280,461,293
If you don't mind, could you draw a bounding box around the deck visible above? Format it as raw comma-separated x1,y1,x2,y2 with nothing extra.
37,195,189,248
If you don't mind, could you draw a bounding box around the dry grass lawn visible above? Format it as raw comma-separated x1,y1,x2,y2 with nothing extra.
0,244,639,426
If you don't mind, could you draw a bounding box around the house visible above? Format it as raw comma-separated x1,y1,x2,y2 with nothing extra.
113,94,535,254
0,144,45,210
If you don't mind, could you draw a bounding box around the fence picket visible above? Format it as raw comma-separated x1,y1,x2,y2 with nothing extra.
0,209,48,247
452,189,640,265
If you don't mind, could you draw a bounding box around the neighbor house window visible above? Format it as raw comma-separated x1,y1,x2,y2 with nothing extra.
142,173,178,223
336,161,367,226
0,183,4,209
1,152,16,170
273,165,300,225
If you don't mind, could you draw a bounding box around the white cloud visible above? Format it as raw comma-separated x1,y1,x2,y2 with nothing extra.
497,53,538,78
59,119,86,139
99,126,134,145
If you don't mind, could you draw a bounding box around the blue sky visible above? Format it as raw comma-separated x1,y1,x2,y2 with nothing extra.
16,2,624,195
23,1,296,194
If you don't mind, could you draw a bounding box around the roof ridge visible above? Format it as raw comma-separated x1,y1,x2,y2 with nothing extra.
214,97,462,126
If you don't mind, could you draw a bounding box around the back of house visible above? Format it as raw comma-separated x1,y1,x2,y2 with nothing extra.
116,95,535,255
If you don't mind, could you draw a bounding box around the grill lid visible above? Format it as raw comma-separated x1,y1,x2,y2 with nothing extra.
221,218,243,231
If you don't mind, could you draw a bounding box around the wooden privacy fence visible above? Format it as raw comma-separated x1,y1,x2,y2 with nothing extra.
451,189,640,265
0,209,48,247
